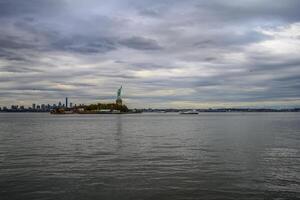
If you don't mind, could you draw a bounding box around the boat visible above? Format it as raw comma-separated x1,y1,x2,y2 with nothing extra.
179,110,199,114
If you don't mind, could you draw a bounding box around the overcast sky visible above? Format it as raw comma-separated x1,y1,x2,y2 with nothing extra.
0,0,300,108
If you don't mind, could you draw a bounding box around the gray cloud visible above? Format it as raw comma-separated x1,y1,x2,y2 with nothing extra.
194,30,269,48
51,36,118,53
196,1,300,22
0,0,66,17
0,65,43,73
119,36,162,50
0,0,299,108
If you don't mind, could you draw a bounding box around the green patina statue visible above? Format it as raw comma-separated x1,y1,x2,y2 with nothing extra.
117,86,122,100
116,86,123,106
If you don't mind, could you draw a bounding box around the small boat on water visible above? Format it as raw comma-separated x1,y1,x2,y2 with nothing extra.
179,110,199,115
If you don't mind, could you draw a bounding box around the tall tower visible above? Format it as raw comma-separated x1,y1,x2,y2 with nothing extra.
65,97,68,108
116,86,122,106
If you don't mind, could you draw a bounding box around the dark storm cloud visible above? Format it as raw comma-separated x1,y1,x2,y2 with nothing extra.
0,0,299,107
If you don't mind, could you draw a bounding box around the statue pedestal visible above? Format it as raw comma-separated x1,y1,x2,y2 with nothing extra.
116,98,122,106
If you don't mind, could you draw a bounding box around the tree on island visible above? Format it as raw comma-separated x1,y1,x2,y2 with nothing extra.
85,103,129,112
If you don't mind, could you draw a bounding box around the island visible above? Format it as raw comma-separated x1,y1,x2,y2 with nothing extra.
50,86,141,114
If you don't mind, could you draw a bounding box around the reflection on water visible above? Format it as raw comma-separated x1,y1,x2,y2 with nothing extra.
0,113,299,200
115,115,123,152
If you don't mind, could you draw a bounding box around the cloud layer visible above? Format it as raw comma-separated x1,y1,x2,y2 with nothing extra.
0,0,300,108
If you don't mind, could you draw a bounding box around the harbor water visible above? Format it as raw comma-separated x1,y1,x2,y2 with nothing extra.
0,113,299,200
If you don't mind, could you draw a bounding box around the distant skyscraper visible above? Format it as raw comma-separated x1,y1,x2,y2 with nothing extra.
58,101,62,107
66,97,68,108
32,103,36,110
70,102,73,108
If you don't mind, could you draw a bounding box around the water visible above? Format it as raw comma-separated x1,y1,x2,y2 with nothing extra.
0,113,299,200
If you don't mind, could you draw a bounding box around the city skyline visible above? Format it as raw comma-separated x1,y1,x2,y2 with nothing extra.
0,1,300,108
0,97,75,111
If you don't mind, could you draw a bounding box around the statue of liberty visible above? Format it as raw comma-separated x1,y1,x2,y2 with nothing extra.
117,86,122,99
116,86,122,105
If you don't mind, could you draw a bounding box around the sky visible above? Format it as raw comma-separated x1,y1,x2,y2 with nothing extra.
0,0,300,108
